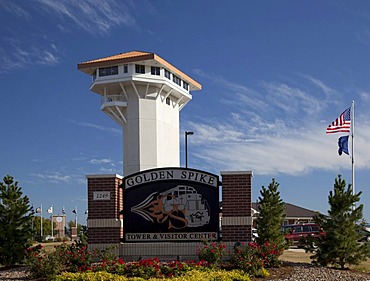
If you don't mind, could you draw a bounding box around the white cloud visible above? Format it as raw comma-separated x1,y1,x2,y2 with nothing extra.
260,82,324,116
67,119,122,135
359,91,370,103
194,68,268,113
195,69,327,119
0,0,138,72
189,121,370,176
0,43,60,72
90,159,115,166
0,1,31,20
355,27,370,46
37,0,136,36
99,167,118,173
38,50,59,65
31,173,71,183
301,75,335,98
184,74,370,177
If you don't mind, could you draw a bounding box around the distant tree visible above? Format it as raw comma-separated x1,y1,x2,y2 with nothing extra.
255,178,286,250
32,216,56,239
68,220,76,229
78,225,88,245
311,175,370,269
68,220,83,234
0,175,33,265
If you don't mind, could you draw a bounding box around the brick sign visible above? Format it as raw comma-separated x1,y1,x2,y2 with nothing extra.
123,168,220,242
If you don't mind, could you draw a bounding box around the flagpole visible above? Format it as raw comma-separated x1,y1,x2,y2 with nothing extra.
40,204,43,238
75,206,78,227
51,206,54,238
351,100,355,195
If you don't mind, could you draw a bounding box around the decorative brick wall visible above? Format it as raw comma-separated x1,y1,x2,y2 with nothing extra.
221,171,252,242
87,174,123,244
86,171,253,258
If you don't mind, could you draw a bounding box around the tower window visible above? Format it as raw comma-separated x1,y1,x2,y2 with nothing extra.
166,97,171,105
123,65,128,73
151,66,160,76
165,70,171,79
99,66,118,77
173,75,181,86
135,65,145,74
183,81,189,90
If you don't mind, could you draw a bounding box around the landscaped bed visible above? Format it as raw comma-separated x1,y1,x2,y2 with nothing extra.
1,242,370,281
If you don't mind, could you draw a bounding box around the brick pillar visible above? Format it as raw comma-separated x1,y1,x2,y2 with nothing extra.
221,171,252,242
87,174,123,244
71,227,78,240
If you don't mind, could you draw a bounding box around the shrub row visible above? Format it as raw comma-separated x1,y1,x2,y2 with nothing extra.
55,268,252,281
24,240,281,280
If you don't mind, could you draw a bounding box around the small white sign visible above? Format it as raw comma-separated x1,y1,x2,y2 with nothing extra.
93,191,111,200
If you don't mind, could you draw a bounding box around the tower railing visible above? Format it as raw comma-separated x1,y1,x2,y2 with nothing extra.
101,95,126,105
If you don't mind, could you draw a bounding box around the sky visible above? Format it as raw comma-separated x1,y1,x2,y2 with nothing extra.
1,0,370,227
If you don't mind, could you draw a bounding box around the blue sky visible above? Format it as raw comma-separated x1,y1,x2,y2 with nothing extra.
1,0,370,225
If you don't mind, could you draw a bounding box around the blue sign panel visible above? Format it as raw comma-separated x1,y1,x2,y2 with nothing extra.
123,168,220,242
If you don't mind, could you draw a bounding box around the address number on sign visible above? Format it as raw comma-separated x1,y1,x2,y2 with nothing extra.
93,191,111,200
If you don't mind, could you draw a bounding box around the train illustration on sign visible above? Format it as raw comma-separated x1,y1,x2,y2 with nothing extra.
131,185,210,229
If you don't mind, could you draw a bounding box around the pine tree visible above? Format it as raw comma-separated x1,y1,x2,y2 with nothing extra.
255,178,286,250
0,175,33,265
312,175,370,269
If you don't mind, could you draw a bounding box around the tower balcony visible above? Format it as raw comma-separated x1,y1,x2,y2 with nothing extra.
100,95,127,126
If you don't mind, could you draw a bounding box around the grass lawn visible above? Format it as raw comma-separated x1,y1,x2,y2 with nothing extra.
35,241,73,252
280,248,370,272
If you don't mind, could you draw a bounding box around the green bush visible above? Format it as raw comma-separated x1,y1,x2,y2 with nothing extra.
96,244,118,264
259,240,283,268
232,242,266,277
25,244,63,279
96,258,200,278
25,241,280,280
55,268,251,281
232,241,278,277
56,243,95,272
197,241,228,265
25,243,97,279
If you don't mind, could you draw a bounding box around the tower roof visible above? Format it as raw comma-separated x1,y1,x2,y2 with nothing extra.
77,50,201,90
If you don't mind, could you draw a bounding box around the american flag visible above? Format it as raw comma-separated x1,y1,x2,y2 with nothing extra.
326,107,351,134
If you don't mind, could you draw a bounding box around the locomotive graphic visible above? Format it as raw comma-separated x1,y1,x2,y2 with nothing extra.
131,185,210,229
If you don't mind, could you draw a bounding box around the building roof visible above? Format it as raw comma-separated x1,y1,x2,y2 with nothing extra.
251,202,320,218
77,50,202,90
78,50,153,66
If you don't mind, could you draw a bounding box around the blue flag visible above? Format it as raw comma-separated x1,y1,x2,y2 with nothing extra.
338,135,349,156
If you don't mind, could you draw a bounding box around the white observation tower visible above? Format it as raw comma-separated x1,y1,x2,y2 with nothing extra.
78,51,201,176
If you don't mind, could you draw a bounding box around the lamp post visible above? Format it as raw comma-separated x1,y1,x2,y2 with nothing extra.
185,131,194,168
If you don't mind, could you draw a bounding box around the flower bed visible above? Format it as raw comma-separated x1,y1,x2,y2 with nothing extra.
24,241,283,280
